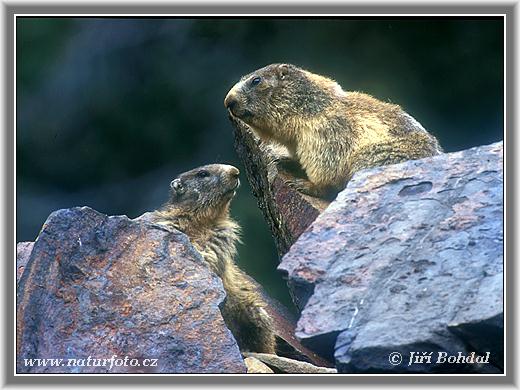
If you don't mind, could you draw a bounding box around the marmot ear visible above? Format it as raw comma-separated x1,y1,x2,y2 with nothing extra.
170,178,185,195
277,64,290,80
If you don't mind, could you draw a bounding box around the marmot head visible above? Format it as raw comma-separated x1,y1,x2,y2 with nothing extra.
168,164,240,221
224,63,337,141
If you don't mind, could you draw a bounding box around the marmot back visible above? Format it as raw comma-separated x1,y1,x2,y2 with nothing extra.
145,164,276,354
224,63,442,199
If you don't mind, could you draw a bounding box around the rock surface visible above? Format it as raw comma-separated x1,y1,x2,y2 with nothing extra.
16,241,34,283
243,353,337,374
279,142,504,373
259,289,333,368
244,356,274,373
231,116,329,257
16,207,246,373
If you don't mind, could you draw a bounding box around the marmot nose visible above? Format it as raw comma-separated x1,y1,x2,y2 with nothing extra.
224,92,238,111
228,166,240,177
222,165,240,178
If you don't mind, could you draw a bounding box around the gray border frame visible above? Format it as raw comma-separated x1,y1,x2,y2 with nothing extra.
4,2,515,387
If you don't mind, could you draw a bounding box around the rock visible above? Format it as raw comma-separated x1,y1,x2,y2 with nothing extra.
447,271,504,369
244,357,274,373
136,212,334,368
16,241,34,283
259,288,333,368
16,206,246,373
230,116,329,257
243,353,337,374
278,142,503,373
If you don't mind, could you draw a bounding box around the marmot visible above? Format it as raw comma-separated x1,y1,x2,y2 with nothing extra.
146,164,276,354
224,63,443,199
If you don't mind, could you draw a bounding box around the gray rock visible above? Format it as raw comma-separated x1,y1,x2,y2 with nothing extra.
244,356,274,373
17,207,246,373
279,142,503,373
448,271,503,369
16,241,34,283
243,353,337,374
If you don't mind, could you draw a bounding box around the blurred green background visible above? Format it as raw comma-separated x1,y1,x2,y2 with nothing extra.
17,17,503,310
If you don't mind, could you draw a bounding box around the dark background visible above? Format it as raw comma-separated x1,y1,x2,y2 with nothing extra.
17,17,504,310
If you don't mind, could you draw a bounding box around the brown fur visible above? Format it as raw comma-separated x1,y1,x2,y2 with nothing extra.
224,63,443,199
147,164,276,354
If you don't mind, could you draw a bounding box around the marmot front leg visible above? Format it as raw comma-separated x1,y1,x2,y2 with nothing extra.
286,178,339,201
285,177,319,196
276,156,336,199
220,272,276,354
242,301,276,354
222,288,276,354
276,157,307,177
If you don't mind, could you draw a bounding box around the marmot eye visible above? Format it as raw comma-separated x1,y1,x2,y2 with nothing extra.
251,76,261,86
196,170,210,178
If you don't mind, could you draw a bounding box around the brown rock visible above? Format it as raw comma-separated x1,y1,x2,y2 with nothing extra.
259,289,333,368
16,206,246,373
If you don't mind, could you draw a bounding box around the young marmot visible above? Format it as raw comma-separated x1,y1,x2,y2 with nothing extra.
224,63,443,199
145,164,276,354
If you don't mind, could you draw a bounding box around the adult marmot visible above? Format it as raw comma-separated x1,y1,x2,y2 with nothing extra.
224,63,442,199
145,164,276,354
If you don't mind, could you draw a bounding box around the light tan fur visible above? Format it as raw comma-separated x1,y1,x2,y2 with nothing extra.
225,63,442,199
